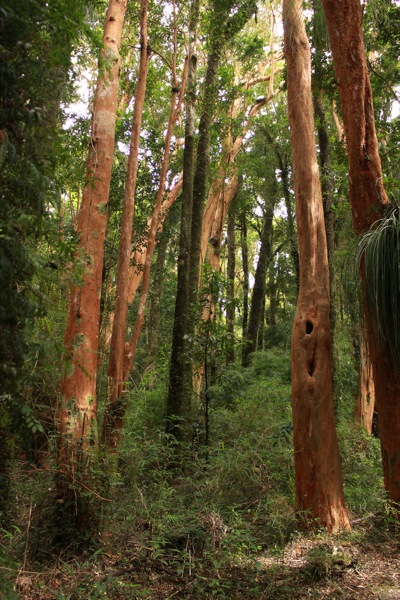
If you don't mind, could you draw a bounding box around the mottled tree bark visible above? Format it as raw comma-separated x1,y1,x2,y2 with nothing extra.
284,0,350,531
103,0,150,447
59,0,127,462
167,0,257,437
167,0,199,438
321,0,400,506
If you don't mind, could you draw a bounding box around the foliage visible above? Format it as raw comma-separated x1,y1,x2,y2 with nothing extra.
356,205,400,369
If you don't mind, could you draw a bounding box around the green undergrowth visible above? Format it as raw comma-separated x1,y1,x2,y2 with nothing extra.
0,344,390,597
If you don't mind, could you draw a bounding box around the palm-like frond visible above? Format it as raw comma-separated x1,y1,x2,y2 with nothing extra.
356,205,400,370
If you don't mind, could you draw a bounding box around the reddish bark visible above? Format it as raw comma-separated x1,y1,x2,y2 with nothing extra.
354,328,375,435
284,0,350,531
105,0,150,422
59,0,127,456
104,15,188,447
123,62,188,384
321,0,400,506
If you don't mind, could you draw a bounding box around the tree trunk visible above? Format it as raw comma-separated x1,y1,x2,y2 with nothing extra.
167,0,199,439
310,1,338,403
104,0,150,446
146,229,170,372
313,92,338,399
321,0,400,506
187,40,225,325
283,0,350,531
240,213,249,365
59,0,127,463
226,204,236,364
243,198,275,366
264,131,299,293
267,260,277,327
167,0,257,437
354,327,375,435
257,290,266,351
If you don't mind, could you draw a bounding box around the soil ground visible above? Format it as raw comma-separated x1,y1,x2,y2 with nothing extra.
10,521,400,599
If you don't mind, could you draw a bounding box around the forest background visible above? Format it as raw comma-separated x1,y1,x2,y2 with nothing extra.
1,0,400,597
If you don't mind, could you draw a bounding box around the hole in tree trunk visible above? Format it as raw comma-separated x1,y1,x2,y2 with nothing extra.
306,320,313,334
308,357,315,376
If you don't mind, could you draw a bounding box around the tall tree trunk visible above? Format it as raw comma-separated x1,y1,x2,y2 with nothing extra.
167,0,200,438
187,42,225,325
313,92,338,399
226,204,236,364
59,0,127,469
104,0,149,447
240,213,249,365
243,198,275,366
283,0,350,531
268,260,277,327
167,0,257,437
264,130,299,292
321,0,400,505
257,290,266,351
310,0,338,401
354,326,375,435
280,162,300,292
146,229,170,372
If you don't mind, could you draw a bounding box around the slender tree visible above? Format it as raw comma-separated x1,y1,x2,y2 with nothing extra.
146,229,170,372
58,0,127,476
167,0,257,437
103,0,150,447
243,196,275,366
240,212,250,362
283,0,350,531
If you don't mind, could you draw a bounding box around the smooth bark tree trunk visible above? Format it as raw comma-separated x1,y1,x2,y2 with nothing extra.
104,0,150,447
243,198,275,366
354,327,375,435
101,178,182,350
321,0,400,506
283,0,350,531
59,0,127,465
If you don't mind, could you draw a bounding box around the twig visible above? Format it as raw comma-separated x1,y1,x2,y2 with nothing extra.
350,512,380,525
19,498,33,576
166,580,194,599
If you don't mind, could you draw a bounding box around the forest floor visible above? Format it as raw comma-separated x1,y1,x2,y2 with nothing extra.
10,521,400,599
